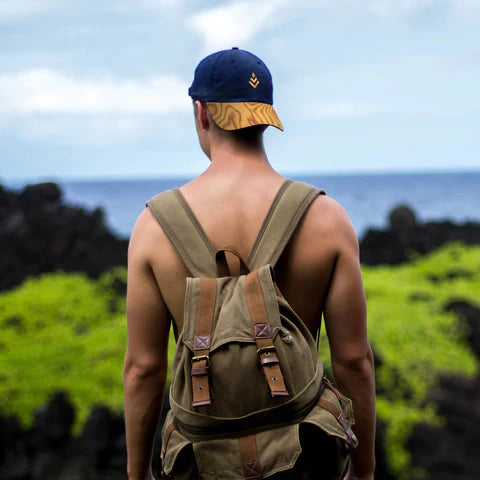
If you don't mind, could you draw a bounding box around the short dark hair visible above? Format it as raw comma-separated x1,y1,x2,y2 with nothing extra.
195,100,267,148
214,123,267,145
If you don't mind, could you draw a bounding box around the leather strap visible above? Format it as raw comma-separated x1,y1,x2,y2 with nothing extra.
247,181,324,271
319,378,359,449
162,422,179,456
191,278,216,407
244,270,289,397
239,434,263,480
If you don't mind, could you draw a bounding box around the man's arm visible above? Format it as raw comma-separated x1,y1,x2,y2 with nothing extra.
323,203,376,479
124,209,171,480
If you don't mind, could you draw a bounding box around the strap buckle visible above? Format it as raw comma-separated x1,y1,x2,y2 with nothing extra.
192,354,210,367
256,346,276,356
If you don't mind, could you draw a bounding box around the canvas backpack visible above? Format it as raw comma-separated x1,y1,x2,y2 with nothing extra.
146,180,358,480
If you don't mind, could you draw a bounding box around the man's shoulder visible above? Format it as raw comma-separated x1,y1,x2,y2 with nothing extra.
129,205,169,258
307,191,354,228
301,191,358,249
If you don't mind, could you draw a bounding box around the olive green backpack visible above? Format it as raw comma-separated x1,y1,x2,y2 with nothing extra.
147,180,357,480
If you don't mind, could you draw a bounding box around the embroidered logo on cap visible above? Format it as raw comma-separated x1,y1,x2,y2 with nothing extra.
249,72,259,89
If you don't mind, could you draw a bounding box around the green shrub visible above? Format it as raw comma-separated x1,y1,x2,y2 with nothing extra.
361,243,479,478
0,267,177,432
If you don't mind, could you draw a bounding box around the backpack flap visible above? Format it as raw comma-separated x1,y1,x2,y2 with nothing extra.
192,426,302,480
169,264,323,436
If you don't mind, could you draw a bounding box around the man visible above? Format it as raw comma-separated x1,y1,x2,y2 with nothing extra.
124,48,375,480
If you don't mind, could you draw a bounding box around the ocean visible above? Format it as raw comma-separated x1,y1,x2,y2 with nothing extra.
11,171,480,239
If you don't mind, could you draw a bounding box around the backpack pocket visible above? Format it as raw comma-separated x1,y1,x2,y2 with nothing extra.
303,379,357,449
161,410,302,479
161,410,199,479
161,382,355,480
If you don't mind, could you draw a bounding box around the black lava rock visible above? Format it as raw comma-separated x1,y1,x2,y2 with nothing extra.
32,391,75,447
375,418,396,480
0,182,128,292
0,391,129,480
408,301,480,480
360,205,480,265
408,374,480,480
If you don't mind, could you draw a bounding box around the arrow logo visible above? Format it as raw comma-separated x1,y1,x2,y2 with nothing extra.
249,72,259,89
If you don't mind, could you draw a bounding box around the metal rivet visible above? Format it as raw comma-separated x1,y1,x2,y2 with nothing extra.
272,377,277,381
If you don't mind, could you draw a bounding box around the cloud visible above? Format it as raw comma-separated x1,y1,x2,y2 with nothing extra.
8,113,189,145
188,0,480,52
451,0,480,19
187,0,453,51
0,69,191,114
343,0,480,20
188,0,290,52
305,101,378,119
0,0,63,21
364,0,437,18
113,0,184,13
453,0,480,8
0,69,193,144
138,0,183,7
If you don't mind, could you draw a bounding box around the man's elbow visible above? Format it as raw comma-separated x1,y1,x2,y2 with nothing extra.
123,355,167,385
331,343,374,378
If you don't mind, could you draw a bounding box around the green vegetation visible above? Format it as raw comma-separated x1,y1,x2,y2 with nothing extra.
0,267,177,432
0,268,126,431
0,243,479,477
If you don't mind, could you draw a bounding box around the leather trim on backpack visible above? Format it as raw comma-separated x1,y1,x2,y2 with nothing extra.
191,278,216,407
244,270,289,397
319,376,358,449
162,422,179,456
239,434,263,480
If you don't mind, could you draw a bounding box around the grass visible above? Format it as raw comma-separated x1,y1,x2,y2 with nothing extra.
0,243,478,477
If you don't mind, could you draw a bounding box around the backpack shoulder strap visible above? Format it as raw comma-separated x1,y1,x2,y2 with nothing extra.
146,189,218,278
247,181,324,270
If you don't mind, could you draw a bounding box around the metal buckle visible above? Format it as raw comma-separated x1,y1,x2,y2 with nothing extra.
256,346,277,356
191,354,210,367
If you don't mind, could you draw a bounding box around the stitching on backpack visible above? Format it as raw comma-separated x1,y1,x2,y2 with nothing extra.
254,323,271,338
194,334,211,349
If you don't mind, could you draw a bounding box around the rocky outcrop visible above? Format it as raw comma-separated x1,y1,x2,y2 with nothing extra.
0,390,396,480
408,301,480,480
0,182,128,292
2,183,479,285
0,392,128,480
360,205,480,265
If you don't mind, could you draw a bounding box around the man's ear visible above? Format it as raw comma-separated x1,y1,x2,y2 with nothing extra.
195,100,210,130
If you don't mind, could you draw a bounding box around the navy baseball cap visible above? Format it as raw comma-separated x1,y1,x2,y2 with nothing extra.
188,47,283,131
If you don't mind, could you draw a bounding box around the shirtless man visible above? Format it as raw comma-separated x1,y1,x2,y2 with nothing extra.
124,48,376,480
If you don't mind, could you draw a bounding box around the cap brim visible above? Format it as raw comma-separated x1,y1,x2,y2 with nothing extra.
206,102,284,131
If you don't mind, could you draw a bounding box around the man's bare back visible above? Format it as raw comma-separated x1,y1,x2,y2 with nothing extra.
134,170,361,339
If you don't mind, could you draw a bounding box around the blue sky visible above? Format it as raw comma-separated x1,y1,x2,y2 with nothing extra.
1,0,479,181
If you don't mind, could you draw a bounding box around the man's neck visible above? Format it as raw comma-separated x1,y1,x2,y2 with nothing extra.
207,141,270,171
